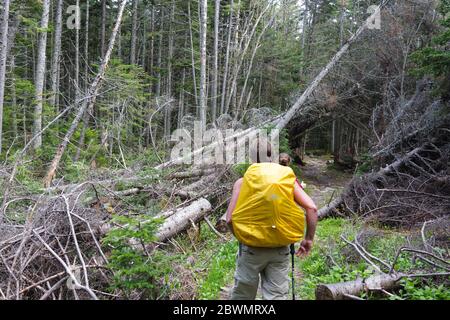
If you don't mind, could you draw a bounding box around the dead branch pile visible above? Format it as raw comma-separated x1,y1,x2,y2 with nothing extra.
319,79,450,226
0,162,224,300
0,191,110,300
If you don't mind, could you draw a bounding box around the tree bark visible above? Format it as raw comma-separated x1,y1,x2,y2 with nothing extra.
43,0,128,187
316,273,403,300
211,0,220,122
199,0,208,132
75,0,80,103
187,1,199,109
100,198,212,243
164,0,175,138
101,0,107,58
0,0,10,153
85,0,89,89
32,0,50,150
220,0,234,115
156,10,163,97
155,198,211,241
130,0,138,64
74,0,91,163
49,0,63,110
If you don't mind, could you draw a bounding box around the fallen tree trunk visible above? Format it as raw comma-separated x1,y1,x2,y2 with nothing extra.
317,197,343,220
100,198,212,243
315,271,450,300
155,198,211,241
316,143,431,219
315,273,403,300
168,168,216,179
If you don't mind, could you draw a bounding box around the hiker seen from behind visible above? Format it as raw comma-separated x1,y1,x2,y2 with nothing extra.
226,140,318,300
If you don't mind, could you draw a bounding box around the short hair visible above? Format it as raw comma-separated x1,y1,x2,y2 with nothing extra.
279,153,291,166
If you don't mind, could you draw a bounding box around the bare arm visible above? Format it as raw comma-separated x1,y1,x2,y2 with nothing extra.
225,178,243,225
293,182,318,256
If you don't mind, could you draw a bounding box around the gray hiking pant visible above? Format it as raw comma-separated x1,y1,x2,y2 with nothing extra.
230,243,290,300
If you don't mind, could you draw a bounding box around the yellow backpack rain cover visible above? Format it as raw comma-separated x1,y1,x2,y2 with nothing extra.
232,162,305,247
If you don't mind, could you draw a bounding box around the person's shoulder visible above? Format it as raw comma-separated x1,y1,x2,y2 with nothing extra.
234,177,244,187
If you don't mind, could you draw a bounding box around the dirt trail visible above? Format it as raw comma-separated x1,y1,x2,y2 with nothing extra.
218,156,353,300
299,155,352,208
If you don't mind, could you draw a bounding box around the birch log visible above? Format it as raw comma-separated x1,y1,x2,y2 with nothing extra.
155,198,212,241
100,198,212,243
315,273,403,300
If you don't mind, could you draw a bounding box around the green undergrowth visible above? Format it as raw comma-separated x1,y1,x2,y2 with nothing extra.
295,218,449,300
197,239,238,299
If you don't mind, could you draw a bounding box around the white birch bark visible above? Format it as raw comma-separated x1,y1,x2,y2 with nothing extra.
0,0,10,153
32,0,50,150
199,0,207,132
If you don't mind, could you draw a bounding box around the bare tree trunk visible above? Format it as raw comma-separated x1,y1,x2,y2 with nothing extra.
11,56,17,140
301,0,308,49
316,273,402,300
32,0,50,150
178,67,186,128
164,0,175,137
101,0,106,58
156,11,163,97
149,6,154,81
101,198,212,243
225,4,270,115
84,0,89,88
130,0,138,64
237,16,272,117
198,0,207,132
220,0,234,115
155,3,388,170
141,13,146,69
43,0,128,187
74,1,91,163
49,0,63,109
0,0,10,153
188,1,198,109
211,0,220,123
75,0,80,103
155,198,211,242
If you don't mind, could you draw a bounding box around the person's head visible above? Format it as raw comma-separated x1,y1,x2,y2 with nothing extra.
249,137,272,163
279,153,291,166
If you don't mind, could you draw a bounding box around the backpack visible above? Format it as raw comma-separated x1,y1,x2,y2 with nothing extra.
231,162,305,248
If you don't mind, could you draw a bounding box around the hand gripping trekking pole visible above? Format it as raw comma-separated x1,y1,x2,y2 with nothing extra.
290,243,295,300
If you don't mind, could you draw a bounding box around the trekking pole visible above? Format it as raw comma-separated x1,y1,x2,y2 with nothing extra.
290,243,295,300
